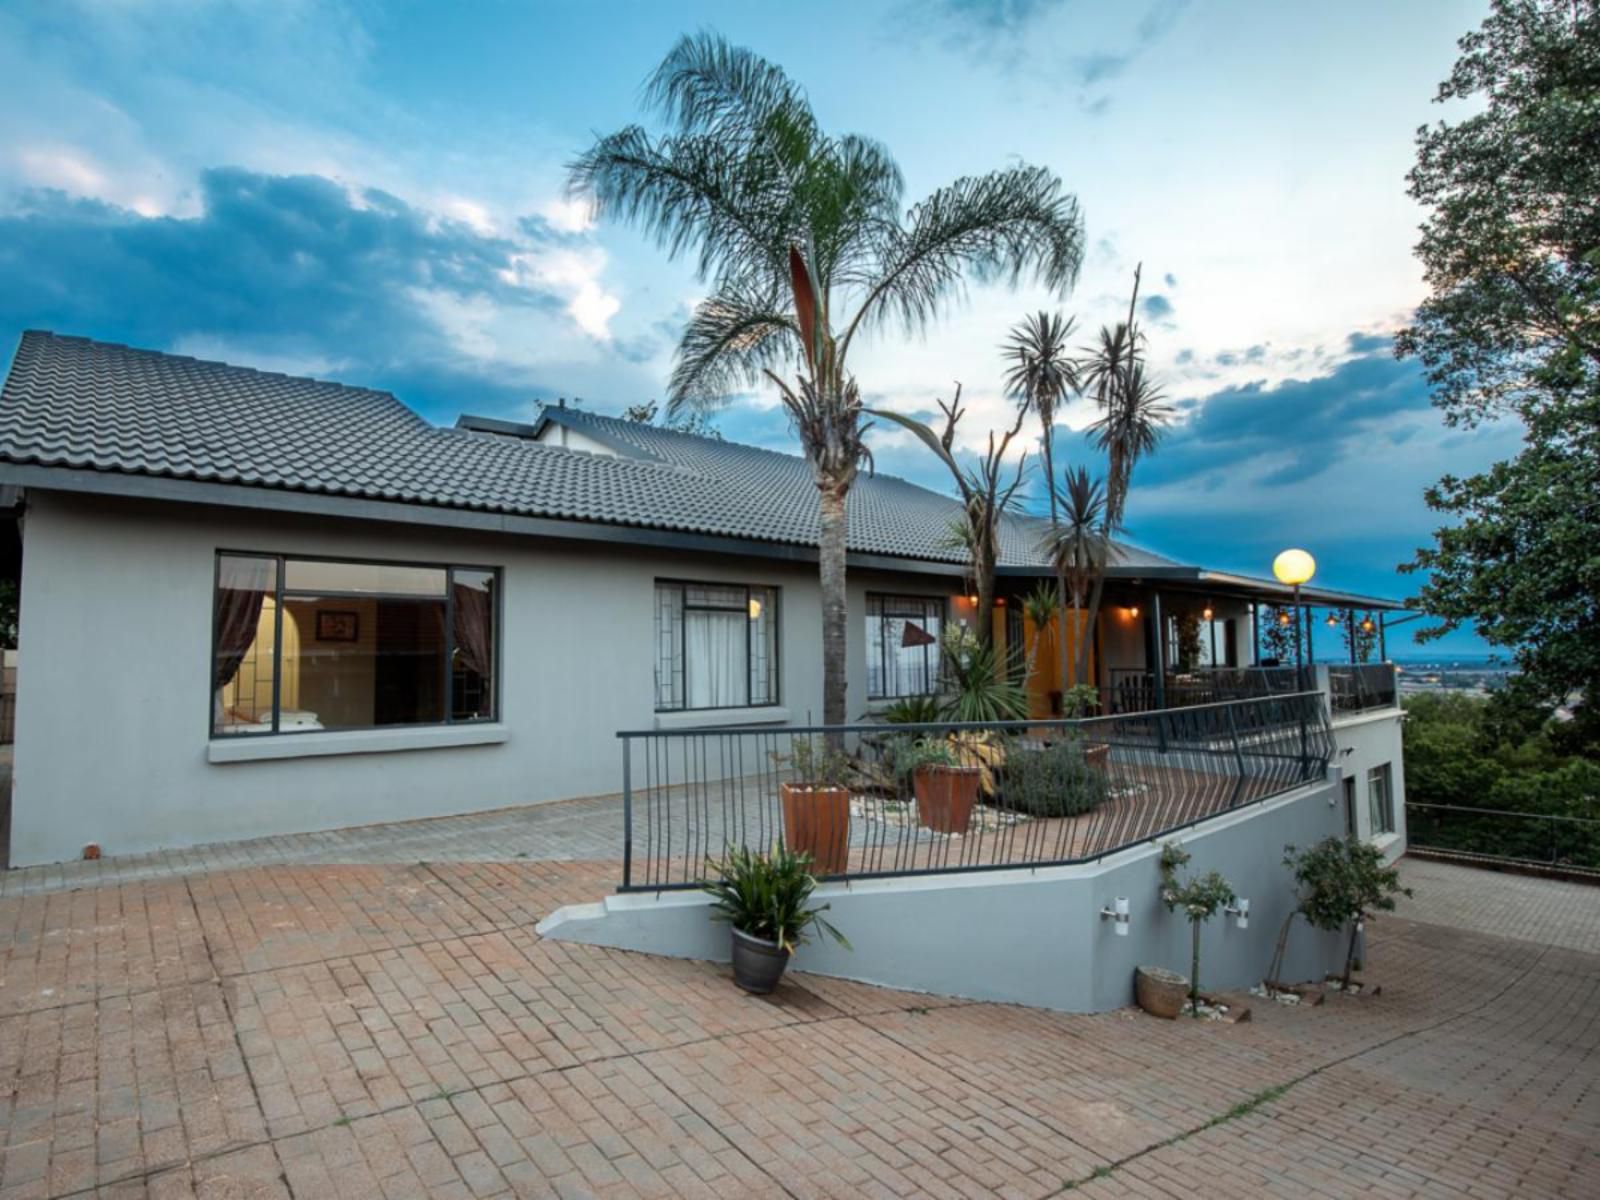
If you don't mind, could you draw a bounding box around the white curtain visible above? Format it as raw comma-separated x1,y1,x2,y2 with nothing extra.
687,610,747,708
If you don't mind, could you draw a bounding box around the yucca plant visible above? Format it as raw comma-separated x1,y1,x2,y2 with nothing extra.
703,842,851,953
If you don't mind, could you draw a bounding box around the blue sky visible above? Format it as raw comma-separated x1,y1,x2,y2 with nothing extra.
0,0,1517,656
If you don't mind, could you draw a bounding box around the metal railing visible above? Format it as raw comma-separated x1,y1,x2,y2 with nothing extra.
1406,802,1600,874
1328,663,1398,714
1107,665,1307,714
618,692,1333,891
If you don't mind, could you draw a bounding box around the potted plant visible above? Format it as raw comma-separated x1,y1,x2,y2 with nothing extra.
1157,842,1236,1018
775,737,854,876
900,737,982,834
1059,683,1110,770
703,842,850,993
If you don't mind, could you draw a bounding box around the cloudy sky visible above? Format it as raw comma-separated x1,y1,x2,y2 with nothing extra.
0,0,1515,655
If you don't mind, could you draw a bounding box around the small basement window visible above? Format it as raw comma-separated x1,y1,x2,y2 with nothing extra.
212,553,499,736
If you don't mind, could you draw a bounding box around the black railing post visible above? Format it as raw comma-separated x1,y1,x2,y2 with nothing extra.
621,735,633,890
1225,701,1245,808
1151,592,1168,713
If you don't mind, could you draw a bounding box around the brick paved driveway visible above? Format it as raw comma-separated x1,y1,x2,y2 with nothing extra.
0,852,1595,1198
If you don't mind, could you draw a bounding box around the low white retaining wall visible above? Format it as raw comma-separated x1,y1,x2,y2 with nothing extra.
539,772,1352,1012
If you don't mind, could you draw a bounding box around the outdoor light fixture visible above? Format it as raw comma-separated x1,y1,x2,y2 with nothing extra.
1278,611,1293,626
1225,898,1251,929
747,597,763,620
1128,605,1140,618
1361,617,1376,633
1272,549,1316,587
1202,604,1214,621
1272,548,1316,671
1099,896,1131,935
1326,613,1339,627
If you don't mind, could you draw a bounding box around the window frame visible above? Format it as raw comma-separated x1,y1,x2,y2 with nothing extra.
209,549,503,739
653,578,781,713
866,592,947,701
1367,762,1395,835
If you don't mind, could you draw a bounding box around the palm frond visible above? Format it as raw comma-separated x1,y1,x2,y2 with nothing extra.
839,165,1084,357
668,290,803,408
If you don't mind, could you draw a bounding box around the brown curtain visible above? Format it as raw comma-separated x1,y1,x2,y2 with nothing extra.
452,581,492,679
214,558,271,691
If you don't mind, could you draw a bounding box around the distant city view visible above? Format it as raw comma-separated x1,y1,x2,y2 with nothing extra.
1389,653,1516,698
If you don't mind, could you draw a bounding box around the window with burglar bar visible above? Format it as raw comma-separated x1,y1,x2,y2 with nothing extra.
866,593,945,699
654,581,778,711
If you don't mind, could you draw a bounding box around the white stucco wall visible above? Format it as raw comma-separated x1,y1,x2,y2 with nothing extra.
541,776,1351,1012
1330,706,1408,861
12,490,967,865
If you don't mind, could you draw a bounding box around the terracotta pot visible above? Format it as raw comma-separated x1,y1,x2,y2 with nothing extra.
730,928,790,994
779,783,850,875
913,765,981,834
1135,965,1190,1020
1084,742,1111,772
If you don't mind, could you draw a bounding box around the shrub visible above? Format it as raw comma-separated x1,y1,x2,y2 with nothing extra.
998,735,1109,818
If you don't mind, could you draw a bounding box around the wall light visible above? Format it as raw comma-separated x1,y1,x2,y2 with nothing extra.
748,597,763,620
1224,898,1250,929
1128,605,1141,619
1202,604,1214,621
1099,896,1131,936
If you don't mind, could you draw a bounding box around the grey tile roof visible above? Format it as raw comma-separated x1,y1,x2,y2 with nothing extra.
0,330,1183,572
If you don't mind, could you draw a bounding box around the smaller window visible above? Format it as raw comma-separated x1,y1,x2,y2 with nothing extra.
866,593,945,700
1367,763,1395,835
653,581,778,711
1343,776,1358,838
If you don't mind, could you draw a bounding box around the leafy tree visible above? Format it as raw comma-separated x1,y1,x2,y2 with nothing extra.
1280,838,1411,989
621,399,722,439
876,385,1029,648
1158,842,1236,1017
570,33,1084,725
1257,605,1296,663
1398,1,1600,726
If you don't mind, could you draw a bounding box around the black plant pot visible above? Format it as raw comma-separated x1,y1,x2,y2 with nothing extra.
730,928,790,994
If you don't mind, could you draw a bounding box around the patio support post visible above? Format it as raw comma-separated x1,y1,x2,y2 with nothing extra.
1151,591,1167,711
1347,610,1357,664
1304,602,1315,668
1291,584,1303,674
1379,612,1388,662
1251,603,1259,664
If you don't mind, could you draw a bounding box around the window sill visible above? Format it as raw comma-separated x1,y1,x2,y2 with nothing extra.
653,707,791,731
208,723,509,764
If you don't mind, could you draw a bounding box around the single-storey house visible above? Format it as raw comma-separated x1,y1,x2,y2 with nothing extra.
0,331,1407,867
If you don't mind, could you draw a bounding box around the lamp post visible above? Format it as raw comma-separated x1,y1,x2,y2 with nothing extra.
1273,548,1317,780
1272,549,1316,676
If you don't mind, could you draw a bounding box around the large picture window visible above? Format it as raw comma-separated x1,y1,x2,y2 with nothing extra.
654,581,778,711
866,593,944,700
212,553,498,736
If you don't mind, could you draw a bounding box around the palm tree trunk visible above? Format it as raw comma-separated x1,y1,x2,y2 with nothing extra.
974,534,997,651
818,480,850,732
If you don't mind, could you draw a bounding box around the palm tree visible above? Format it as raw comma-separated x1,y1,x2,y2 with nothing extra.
1039,467,1111,686
1090,362,1174,526
1004,311,1079,692
568,33,1084,726
1072,265,1174,682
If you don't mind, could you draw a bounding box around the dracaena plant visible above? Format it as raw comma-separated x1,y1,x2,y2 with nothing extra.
703,842,851,954
570,33,1084,726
